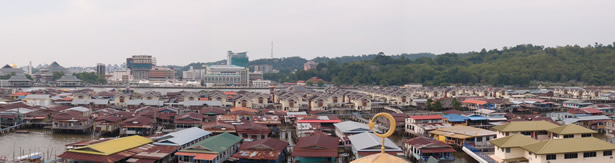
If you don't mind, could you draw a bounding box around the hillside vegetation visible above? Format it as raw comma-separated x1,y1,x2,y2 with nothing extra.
267,43,615,86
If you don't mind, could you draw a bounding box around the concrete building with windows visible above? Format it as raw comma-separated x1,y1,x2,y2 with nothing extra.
149,66,175,81
127,55,154,80
96,63,105,75
227,51,249,68
202,65,249,86
182,66,205,81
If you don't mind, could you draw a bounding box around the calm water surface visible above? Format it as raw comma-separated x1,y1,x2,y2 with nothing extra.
0,129,94,161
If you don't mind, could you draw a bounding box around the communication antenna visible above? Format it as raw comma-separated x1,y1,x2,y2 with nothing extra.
270,41,274,58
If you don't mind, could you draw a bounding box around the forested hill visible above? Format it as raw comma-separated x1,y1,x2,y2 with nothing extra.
266,43,615,86
177,53,435,73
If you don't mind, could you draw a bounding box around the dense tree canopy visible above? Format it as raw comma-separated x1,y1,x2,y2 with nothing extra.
265,43,615,86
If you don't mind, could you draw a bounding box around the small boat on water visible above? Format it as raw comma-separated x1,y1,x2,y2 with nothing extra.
15,130,29,133
15,152,42,163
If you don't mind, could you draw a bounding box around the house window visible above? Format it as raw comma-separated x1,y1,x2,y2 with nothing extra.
563,134,574,138
546,154,556,160
552,133,559,137
505,148,510,153
476,137,482,142
583,152,596,158
581,133,592,137
537,131,548,135
604,150,612,156
521,131,531,136
564,153,578,159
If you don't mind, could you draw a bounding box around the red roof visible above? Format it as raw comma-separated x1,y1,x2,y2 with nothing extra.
581,108,604,114
292,134,338,158
236,122,270,134
233,138,289,160
409,115,444,120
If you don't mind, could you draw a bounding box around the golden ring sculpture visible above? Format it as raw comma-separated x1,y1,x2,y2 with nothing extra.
367,112,396,153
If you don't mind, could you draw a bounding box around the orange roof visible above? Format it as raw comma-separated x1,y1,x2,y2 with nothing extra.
462,99,487,105
193,153,217,160
10,92,29,96
199,98,209,101
231,107,258,113
224,92,237,95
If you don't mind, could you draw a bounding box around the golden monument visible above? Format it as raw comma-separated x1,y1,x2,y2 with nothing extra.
351,113,409,163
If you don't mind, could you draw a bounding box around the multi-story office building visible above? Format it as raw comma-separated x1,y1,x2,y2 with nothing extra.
126,55,153,80
227,51,249,68
252,64,277,73
96,63,106,75
182,66,205,81
202,65,249,86
149,66,175,81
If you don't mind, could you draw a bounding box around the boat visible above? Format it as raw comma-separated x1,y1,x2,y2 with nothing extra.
15,130,29,133
15,152,42,162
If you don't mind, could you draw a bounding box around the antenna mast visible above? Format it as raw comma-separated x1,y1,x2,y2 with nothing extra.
270,41,274,58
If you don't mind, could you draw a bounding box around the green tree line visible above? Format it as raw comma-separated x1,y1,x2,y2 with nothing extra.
265,43,615,86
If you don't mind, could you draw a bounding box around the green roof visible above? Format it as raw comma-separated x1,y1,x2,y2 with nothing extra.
492,121,559,132
489,134,539,148
179,132,243,154
521,137,615,155
547,124,598,135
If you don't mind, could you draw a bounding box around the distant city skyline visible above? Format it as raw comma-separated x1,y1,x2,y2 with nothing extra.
1,0,614,67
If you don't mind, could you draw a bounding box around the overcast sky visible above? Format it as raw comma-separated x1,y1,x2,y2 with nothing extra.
1,0,614,67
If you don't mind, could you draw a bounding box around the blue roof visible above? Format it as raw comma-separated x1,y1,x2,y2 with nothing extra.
467,114,489,121
442,114,469,122
153,127,212,147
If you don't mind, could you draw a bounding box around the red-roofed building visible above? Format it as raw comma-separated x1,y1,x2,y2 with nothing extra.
120,116,156,136
52,111,93,134
292,134,338,163
202,121,236,135
175,112,203,129
236,122,271,141
232,138,289,162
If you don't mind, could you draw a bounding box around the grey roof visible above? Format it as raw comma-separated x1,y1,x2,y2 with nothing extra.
126,99,164,106
564,115,611,124
24,94,50,99
182,100,222,107
71,99,109,105
7,75,31,82
334,121,371,134
153,127,212,146
348,132,402,152
56,75,82,82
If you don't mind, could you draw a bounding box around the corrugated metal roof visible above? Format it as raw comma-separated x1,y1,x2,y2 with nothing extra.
180,132,243,154
153,127,212,147
334,121,370,134
348,132,402,152
68,136,153,155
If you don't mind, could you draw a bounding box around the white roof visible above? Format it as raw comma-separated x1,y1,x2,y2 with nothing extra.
153,127,212,146
24,94,50,99
348,132,402,152
64,106,90,112
334,121,371,133
287,112,307,116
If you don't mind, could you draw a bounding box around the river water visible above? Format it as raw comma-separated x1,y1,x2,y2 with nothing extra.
17,87,270,94
0,129,94,161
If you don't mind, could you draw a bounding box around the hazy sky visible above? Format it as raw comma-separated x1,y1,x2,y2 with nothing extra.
1,0,614,67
